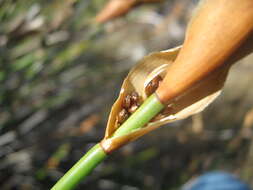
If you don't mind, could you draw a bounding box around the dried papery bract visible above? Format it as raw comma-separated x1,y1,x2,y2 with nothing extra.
101,20,253,152
100,45,233,153
101,29,253,153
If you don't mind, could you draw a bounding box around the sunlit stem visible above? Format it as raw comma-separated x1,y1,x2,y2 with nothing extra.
113,93,164,137
51,93,164,190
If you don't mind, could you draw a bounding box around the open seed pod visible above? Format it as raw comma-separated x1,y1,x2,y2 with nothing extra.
101,33,253,153
100,46,228,153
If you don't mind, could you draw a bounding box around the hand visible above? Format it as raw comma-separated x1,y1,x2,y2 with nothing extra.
157,0,253,104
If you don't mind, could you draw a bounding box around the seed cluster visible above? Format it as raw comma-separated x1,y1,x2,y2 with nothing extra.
117,92,142,124
117,75,170,125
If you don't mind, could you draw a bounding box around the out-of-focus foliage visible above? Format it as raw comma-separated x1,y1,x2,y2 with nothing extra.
0,0,253,189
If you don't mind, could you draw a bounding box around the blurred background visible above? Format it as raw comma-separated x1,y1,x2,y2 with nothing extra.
1,0,253,189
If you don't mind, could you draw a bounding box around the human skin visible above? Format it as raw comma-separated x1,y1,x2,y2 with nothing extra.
156,0,253,104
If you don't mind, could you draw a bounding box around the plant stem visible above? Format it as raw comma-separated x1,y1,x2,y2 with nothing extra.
51,144,107,190
51,93,164,190
113,93,164,137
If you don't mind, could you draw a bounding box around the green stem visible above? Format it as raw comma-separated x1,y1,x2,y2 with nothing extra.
51,93,164,190
113,93,164,137
51,144,107,190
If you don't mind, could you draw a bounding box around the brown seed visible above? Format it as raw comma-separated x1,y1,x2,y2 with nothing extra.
130,91,139,103
128,104,138,114
145,83,153,97
145,75,162,96
118,108,129,124
122,94,132,109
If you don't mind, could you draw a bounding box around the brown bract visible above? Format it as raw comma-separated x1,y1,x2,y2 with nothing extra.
100,30,253,154
100,46,227,153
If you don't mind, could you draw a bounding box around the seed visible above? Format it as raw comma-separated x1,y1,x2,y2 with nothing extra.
118,91,143,125
122,95,131,109
145,75,162,96
128,104,138,114
130,92,139,103
118,108,129,124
